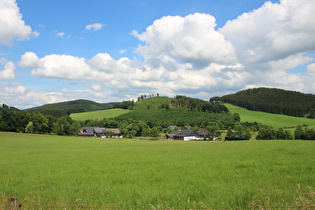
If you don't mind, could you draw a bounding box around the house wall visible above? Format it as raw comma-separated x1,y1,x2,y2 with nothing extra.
184,136,196,141
174,136,184,140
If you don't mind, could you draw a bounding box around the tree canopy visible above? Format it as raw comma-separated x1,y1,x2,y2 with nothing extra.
210,87,315,117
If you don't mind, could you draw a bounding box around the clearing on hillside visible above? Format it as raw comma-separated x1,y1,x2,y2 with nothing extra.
70,108,130,121
225,103,315,129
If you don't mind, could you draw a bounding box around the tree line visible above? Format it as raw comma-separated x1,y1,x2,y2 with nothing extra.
137,93,160,102
0,109,80,135
210,87,315,118
0,103,20,112
25,99,115,113
169,95,228,113
113,100,134,110
255,125,315,140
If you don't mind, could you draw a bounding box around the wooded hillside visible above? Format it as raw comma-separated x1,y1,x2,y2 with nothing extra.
210,88,315,118
118,96,235,128
25,99,115,114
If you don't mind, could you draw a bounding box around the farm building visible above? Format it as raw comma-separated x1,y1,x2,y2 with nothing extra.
165,128,217,141
78,127,122,138
165,130,180,139
105,128,122,137
94,127,107,137
81,127,95,133
173,130,198,141
76,132,95,137
197,128,208,138
168,125,178,130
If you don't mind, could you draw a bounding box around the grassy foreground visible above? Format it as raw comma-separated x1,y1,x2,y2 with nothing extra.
0,132,314,209
70,108,130,121
225,103,315,129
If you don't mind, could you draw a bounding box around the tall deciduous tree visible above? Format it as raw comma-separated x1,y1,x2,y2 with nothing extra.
150,127,160,137
294,125,304,140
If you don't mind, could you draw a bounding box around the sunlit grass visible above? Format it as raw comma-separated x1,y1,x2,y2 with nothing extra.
0,132,314,208
225,103,315,129
70,108,130,121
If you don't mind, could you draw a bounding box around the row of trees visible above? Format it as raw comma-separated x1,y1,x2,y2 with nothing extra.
0,103,20,112
0,108,163,138
256,125,315,140
225,123,252,140
211,88,315,118
256,127,293,140
169,95,228,113
81,118,166,138
137,93,160,102
0,110,80,136
294,125,315,140
113,100,134,110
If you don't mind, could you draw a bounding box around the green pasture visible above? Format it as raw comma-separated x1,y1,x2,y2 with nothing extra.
70,108,130,121
0,132,314,209
225,103,315,129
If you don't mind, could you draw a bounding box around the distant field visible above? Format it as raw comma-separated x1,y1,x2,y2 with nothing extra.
0,132,314,209
70,108,130,121
225,103,315,129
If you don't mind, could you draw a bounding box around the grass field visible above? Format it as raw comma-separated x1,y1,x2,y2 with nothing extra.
70,108,130,121
0,132,314,209
225,103,315,129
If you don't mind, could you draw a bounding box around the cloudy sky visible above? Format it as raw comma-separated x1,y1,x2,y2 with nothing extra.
1,0,315,109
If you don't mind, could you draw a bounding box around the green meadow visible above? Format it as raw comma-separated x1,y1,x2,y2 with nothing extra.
225,103,315,129
70,108,130,121
0,132,314,209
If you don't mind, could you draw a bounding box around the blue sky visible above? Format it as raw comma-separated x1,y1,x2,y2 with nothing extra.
1,0,315,109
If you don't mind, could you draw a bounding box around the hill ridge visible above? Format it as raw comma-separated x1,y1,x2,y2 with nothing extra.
210,87,315,118
25,99,116,113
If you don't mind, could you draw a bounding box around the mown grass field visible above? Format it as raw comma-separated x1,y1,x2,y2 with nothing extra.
225,103,315,129
70,108,130,121
0,132,314,209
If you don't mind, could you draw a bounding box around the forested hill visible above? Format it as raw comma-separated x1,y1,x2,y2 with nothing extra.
118,95,234,128
210,88,315,118
25,99,115,114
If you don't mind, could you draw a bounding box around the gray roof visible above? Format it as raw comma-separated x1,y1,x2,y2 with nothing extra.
105,128,121,135
93,127,106,134
82,127,106,134
174,130,198,137
168,125,177,130
170,130,180,135
198,128,208,136
82,127,96,133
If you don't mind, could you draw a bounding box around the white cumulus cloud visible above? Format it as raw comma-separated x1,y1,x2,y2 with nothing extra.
307,63,315,78
0,0,39,45
85,23,104,31
0,61,15,80
56,32,65,37
91,84,101,91
19,52,39,68
220,0,315,64
21,53,103,80
133,13,238,68
5,84,25,94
